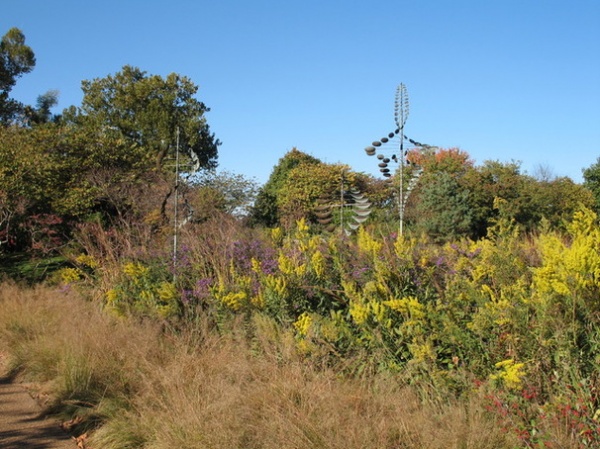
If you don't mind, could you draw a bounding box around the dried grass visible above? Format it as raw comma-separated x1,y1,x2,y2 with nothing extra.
0,282,516,449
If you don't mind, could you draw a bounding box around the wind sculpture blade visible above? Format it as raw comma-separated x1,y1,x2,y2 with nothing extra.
343,189,372,236
394,83,409,129
401,167,423,213
314,188,372,235
314,197,337,233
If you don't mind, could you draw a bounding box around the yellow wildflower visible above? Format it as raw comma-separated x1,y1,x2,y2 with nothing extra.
357,227,382,255
410,340,436,364
311,250,326,279
271,227,283,244
75,253,98,269
123,262,148,278
251,292,265,309
278,253,295,276
490,359,526,390
296,217,310,234
106,289,119,304
349,300,370,325
250,257,262,274
157,281,178,302
219,291,247,311
293,312,312,336
265,275,287,298
294,263,307,277
58,267,83,284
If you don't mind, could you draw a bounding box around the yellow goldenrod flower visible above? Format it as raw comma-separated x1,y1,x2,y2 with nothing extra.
278,253,295,276
58,267,83,284
310,250,326,279
349,300,370,325
219,291,247,311
123,262,149,278
105,289,119,304
157,281,178,302
293,312,312,336
294,263,307,277
490,359,526,390
75,253,98,269
250,257,262,274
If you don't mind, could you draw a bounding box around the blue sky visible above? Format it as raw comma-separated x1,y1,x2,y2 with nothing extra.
3,0,599,184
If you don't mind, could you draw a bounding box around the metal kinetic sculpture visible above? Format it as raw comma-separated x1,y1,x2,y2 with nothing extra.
314,171,372,235
364,84,423,236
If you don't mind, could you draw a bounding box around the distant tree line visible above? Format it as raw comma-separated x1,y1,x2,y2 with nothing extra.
2,26,599,264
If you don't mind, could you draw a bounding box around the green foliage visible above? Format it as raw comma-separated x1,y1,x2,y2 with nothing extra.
188,170,259,219
278,163,358,228
23,89,61,125
583,157,600,214
407,151,593,239
251,148,322,227
64,65,219,172
106,261,180,319
0,27,35,123
416,171,474,242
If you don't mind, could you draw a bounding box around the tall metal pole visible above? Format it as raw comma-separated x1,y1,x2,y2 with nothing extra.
340,168,345,232
173,127,180,278
399,129,404,236
395,84,409,236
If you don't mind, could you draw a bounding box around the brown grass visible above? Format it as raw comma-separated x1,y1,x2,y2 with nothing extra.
0,282,517,449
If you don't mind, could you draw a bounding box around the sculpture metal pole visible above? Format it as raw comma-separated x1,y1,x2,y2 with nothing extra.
173,127,180,279
395,84,409,236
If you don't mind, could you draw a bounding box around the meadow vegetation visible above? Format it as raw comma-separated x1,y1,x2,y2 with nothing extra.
2,205,599,448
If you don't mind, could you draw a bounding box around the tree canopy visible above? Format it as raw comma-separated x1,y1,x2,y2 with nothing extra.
64,65,219,172
0,28,35,123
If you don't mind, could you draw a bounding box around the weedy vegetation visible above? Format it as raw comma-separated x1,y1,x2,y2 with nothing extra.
2,207,599,448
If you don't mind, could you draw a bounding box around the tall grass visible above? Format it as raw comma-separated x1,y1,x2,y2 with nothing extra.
0,282,520,449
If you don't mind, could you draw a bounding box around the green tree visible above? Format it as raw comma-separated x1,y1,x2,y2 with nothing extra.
583,157,600,214
0,27,36,123
530,176,594,229
409,148,476,239
23,90,60,125
188,170,259,220
64,65,219,172
251,148,322,227
463,160,535,237
416,171,474,242
278,162,358,228
0,125,70,252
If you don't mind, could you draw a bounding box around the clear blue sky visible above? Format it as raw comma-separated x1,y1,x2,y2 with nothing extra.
3,0,599,184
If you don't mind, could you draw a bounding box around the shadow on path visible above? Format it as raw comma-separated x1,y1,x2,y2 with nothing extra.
0,373,76,449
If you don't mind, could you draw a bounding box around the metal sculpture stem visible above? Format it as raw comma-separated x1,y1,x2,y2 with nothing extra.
396,84,409,237
399,128,405,236
173,127,180,280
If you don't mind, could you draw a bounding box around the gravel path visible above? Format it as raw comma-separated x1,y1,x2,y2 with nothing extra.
0,358,77,449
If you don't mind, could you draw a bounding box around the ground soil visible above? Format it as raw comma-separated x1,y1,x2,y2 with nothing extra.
0,355,77,449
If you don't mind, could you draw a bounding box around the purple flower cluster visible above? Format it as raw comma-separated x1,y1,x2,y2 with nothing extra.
232,239,278,275
450,244,482,259
351,266,370,283
193,278,214,300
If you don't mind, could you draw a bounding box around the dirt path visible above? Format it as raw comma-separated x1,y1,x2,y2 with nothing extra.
0,358,77,449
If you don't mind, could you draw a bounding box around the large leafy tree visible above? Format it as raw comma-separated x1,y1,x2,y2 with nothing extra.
409,148,476,239
0,125,72,253
64,65,219,172
416,171,474,242
278,161,359,228
583,157,600,214
0,28,36,123
251,148,322,227
188,170,259,220
463,160,535,237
